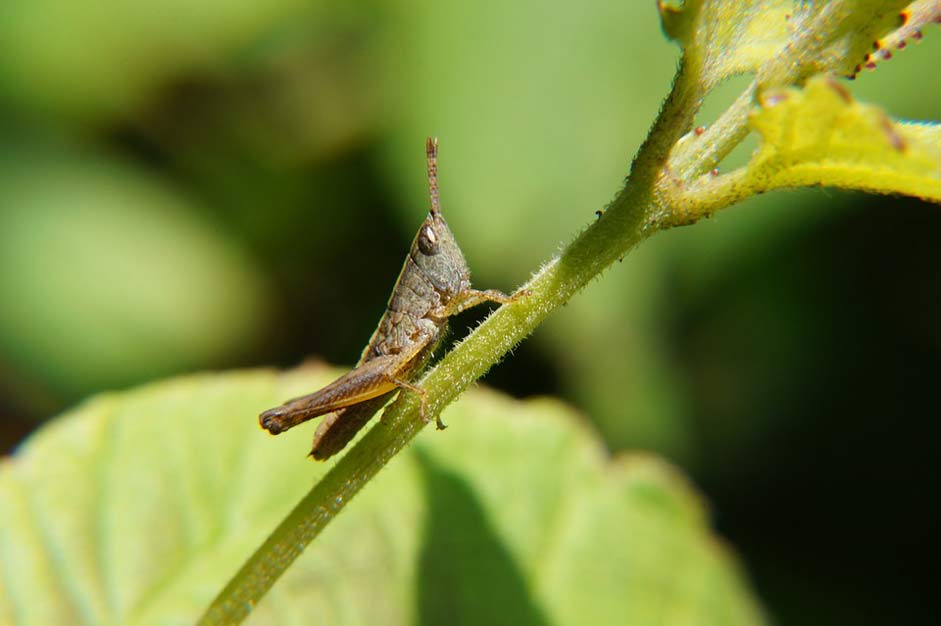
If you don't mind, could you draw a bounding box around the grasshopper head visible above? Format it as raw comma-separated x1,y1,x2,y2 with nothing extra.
411,210,470,297
409,137,471,297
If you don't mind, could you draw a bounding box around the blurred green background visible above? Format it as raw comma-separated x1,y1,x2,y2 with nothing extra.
0,1,939,624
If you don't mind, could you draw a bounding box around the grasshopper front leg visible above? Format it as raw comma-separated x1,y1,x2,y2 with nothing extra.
437,287,525,319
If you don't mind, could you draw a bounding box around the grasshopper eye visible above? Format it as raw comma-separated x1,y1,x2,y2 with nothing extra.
418,225,439,255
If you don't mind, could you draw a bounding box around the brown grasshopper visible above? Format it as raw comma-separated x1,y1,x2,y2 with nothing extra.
260,137,519,460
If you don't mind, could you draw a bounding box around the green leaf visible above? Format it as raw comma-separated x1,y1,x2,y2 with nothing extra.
746,74,941,200
0,367,766,626
668,74,941,224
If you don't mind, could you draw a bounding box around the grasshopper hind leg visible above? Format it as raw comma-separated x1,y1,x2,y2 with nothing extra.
309,393,393,460
259,402,325,435
259,354,402,435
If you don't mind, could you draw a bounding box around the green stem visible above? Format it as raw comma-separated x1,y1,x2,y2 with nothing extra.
664,168,752,225
669,83,755,181
196,53,703,626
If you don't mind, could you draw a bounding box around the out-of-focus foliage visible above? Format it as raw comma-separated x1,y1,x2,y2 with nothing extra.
0,367,765,626
0,143,270,399
0,0,312,121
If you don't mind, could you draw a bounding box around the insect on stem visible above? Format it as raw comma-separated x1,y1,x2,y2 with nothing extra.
259,137,520,460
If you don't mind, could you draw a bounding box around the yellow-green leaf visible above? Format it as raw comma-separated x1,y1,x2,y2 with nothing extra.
746,74,941,200
0,367,766,626
658,0,914,87
659,0,794,86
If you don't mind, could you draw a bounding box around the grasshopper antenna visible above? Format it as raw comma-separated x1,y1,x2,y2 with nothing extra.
426,137,441,216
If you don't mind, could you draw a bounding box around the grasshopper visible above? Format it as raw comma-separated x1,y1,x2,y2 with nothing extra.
260,138,519,460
